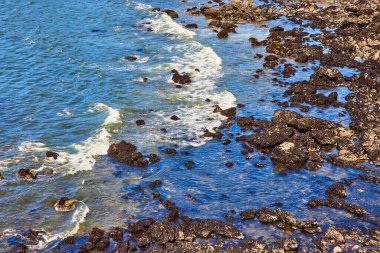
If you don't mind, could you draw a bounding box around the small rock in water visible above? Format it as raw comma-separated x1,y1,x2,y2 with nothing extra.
123,55,137,61
54,197,76,212
163,10,179,19
170,115,180,121
46,151,59,160
148,154,160,163
17,169,37,180
135,119,145,126
185,160,194,169
171,69,191,84
226,161,233,167
185,23,198,29
0,173,3,180
165,148,177,155
63,236,75,245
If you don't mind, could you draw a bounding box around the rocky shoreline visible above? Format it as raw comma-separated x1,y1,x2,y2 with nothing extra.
10,0,380,252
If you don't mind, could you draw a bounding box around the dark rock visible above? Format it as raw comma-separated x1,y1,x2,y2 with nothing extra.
123,55,137,61
170,115,180,121
150,179,161,189
192,219,243,239
203,129,223,139
128,218,156,234
222,139,231,145
326,182,347,198
217,30,229,39
17,169,37,180
148,153,160,163
185,160,194,169
165,148,177,155
63,236,75,245
107,141,149,168
257,207,279,223
163,10,179,19
172,69,191,84
308,198,366,216
283,64,296,78
324,225,345,243
46,151,59,160
185,23,198,29
136,119,145,126
88,227,105,244
240,209,256,220
254,125,295,148
237,116,255,130
249,37,262,47
16,244,28,253
54,197,76,212
226,162,233,167
214,105,236,118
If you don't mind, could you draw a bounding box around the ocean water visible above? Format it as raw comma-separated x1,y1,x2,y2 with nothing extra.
0,0,378,251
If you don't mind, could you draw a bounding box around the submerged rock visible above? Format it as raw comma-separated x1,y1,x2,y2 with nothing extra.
308,198,366,216
54,197,76,212
123,55,137,61
185,23,198,29
136,119,145,126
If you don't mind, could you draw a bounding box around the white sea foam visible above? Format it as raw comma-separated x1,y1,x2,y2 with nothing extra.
56,108,73,117
16,103,121,175
138,6,236,146
3,202,90,251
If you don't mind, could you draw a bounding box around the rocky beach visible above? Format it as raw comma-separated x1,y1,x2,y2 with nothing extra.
0,0,379,252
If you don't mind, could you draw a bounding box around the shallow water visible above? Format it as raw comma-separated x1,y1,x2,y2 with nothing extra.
0,0,378,251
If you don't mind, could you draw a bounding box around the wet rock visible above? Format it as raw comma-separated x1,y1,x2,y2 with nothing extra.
237,116,255,130
88,227,105,244
150,179,161,189
226,162,233,167
136,119,145,126
214,105,236,118
283,237,298,251
170,115,180,121
0,172,3,181
163,10,179,19
308,198,366,216
193,219,243,239
240,208,256,220
217,30,229,39
123,55,137,61
359,174,380,185
242,239,268,252
171,69,191,84
222,139,231,145
200,7,222,19
185,23,198,29
185,160,194,169
148,153,160,163
63,236,75,245
276,209,297,226
128,218,156,234
257,207,279,223
325,225,345,243
16,244,28,253
249,37,262,47
165,148,177,155
46,151,59,160
54,197,76,212
108,141,149,168
283,63,296,78
253,125,294,148
17,169,37,180
326,182,348,198
204,129,223,139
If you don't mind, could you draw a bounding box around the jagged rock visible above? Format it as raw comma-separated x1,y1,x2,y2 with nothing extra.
54,197,76,212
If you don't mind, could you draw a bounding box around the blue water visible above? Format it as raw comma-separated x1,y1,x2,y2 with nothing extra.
0,0,378,251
